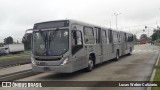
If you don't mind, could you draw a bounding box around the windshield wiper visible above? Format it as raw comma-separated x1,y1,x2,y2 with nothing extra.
38,28,59,56
39,29,47,48
48,28,59,47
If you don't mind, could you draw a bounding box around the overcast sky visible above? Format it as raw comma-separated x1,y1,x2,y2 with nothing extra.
0,0,160,42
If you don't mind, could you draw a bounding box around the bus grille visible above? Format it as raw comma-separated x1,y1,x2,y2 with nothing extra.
35,58,61,61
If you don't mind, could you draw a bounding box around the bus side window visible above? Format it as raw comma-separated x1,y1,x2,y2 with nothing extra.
127,34,134,42
94,27,101,44
131,35,134,41
72,30,83,45
84,27,94,44
118,32,120,42
76,31,83,45
124,33,127,42
108,30,113,44
72,30,83,55
102,30,107,43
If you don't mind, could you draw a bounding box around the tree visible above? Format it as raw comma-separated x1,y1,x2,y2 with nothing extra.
0,43,4,47
22,33,32,50
133,34,137,44
4,36,13,44
140,34,148,39
151,29,160,41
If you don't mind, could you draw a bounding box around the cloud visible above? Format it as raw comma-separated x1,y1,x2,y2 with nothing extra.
0,0,160,42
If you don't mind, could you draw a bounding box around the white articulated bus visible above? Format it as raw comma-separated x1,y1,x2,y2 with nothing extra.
28,19,134,73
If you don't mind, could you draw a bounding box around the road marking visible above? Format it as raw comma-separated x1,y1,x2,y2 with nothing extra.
133,49,159,53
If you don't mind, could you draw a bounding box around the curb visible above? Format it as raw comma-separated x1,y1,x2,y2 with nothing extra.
147,52,160,90
0,69,41,81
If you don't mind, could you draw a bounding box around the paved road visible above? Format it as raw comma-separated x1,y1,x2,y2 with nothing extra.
1,44,160,90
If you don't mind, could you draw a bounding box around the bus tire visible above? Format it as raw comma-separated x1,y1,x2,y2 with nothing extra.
129,47,132,55
86,56,94,72
115,50,119,61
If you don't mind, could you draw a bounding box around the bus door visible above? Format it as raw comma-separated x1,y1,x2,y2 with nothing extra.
101,29,111,61
108,30,114,53
121,32,126,55
71,25,86,70
94,27,103,63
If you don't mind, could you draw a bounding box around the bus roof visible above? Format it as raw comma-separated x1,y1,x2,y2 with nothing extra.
34,19,133,35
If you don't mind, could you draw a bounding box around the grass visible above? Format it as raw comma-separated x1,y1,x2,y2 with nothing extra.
151,56,160,90
0,52,31,61
155,43,160,46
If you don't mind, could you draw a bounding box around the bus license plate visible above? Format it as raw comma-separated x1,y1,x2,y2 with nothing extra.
36,62,47,66
43,67,51,71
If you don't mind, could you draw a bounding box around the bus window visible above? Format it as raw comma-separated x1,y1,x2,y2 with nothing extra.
94,28,101,44
124,33,127,42
72,30,83,45
84,27,95,44
108,30,113,44
113,31,119,43
72,30,83,55
127,34,134,42
84,27,94,36
76,31,83,45
102,30,107,43
130,35,134,41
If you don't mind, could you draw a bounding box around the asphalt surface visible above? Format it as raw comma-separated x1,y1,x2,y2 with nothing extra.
1,44,159,90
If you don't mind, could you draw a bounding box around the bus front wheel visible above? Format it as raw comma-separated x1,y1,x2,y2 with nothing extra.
86,56,94,72
129,47,132,55
115,51,119,61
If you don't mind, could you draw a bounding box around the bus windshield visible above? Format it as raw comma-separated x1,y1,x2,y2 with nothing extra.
32,29,69,56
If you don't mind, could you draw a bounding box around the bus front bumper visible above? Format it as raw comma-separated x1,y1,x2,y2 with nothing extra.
32,63,73,73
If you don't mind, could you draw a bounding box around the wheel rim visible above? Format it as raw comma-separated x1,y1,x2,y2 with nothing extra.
130,49,132,54
116,53,119,59
88,60,93,70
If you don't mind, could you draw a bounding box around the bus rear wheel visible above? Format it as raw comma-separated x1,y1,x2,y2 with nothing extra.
115,51,119,61
86,56,94,72
129,47,132,55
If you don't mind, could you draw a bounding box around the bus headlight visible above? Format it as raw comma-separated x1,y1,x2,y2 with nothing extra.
31,57,36,65
60,57,69,65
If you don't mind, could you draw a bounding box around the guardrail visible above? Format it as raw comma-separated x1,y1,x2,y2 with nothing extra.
0,58,31,67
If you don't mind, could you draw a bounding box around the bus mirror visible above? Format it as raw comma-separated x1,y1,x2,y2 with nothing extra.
25,29,33,39
25,29,33,34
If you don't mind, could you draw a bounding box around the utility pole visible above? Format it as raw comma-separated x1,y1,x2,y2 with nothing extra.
113,13,121,30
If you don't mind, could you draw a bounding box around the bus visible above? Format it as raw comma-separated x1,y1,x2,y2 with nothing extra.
140,38,147,44
27,19,134,73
